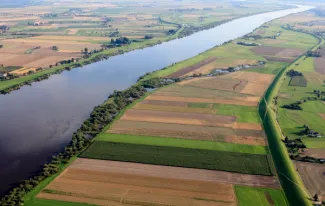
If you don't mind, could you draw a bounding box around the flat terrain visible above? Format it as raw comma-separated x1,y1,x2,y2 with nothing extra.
295,161,325,200
235,186,287,206
37,159,280,206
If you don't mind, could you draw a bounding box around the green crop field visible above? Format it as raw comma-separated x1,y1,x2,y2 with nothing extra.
244,61,288,75
80,141,274,176
235,186,288,206
213,104,261,123
289,76,307,87
26,199,94,206
98,133,269,154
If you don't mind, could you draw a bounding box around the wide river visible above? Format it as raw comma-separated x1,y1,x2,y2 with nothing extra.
0,5,312,196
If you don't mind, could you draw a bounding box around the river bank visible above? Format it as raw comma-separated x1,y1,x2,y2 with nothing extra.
0,5,313,200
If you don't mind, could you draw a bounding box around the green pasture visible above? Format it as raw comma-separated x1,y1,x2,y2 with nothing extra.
80,141,274,176
26,199,94,206
235,186,288,206
97,133,269,154
213,104,261,123
244,61,288,75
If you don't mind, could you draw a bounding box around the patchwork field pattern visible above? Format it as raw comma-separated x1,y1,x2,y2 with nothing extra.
38,158,281,206
314,57,325,74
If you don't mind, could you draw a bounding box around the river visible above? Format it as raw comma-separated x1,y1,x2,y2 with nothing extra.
0,5,312,196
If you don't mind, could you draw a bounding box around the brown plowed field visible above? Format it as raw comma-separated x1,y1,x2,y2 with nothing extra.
39,158,242,206
121,109,236,127
264,56,294,63
146,95,258,107
225,71,274,84
275,48,304,58
165,57,217,78
302,148,325,159
314,58,325,74
179,76,248,93
134,103,217,114
240,82,268,96
295,161,325,200
110,120,265,139
235,123,263,130
224,136,267,146
251,46,285,56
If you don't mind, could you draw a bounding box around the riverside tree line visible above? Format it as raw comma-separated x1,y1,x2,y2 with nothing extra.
0,77,174,206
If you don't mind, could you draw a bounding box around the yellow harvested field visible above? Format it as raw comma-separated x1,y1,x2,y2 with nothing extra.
38,158,244,206
23,56,76,68
0,16,40,21
10,67,36,75
146,95,258,106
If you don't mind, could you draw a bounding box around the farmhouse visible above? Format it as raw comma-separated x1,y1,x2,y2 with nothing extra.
308,130,322,138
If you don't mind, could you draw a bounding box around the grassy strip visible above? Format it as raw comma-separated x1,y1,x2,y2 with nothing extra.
235,185,288,206
258,31,322,206
97,133,269,154
25,199,94,206
80,141,274,176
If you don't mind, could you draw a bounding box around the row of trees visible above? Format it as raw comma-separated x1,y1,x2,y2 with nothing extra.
282,101,303,110
286,69,302,77
0,78,174,205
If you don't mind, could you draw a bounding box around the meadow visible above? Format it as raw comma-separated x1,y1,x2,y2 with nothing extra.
235,186,287,206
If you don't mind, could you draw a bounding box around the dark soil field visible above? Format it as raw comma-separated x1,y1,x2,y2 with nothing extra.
80,141,274,176
264,56,294,63
166,57,217,78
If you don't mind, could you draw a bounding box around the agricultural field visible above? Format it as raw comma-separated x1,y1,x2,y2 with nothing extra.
34,158,281,206
294,161,325,201
269,10,325,205
0,0,288,76
24,12,324,206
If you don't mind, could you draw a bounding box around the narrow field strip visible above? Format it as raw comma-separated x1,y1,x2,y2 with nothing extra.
133,103,218,114
146,95,258,106
235,186,288,206
80,141,274,176
110,120,265,138
97,133,269,154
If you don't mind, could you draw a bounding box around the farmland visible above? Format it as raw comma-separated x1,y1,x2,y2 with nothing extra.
235,186,287,206
34,158,280,206
0,0,290,93
9,7,325,206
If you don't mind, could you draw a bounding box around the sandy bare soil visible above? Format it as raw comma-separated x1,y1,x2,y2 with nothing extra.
295,161,325,200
